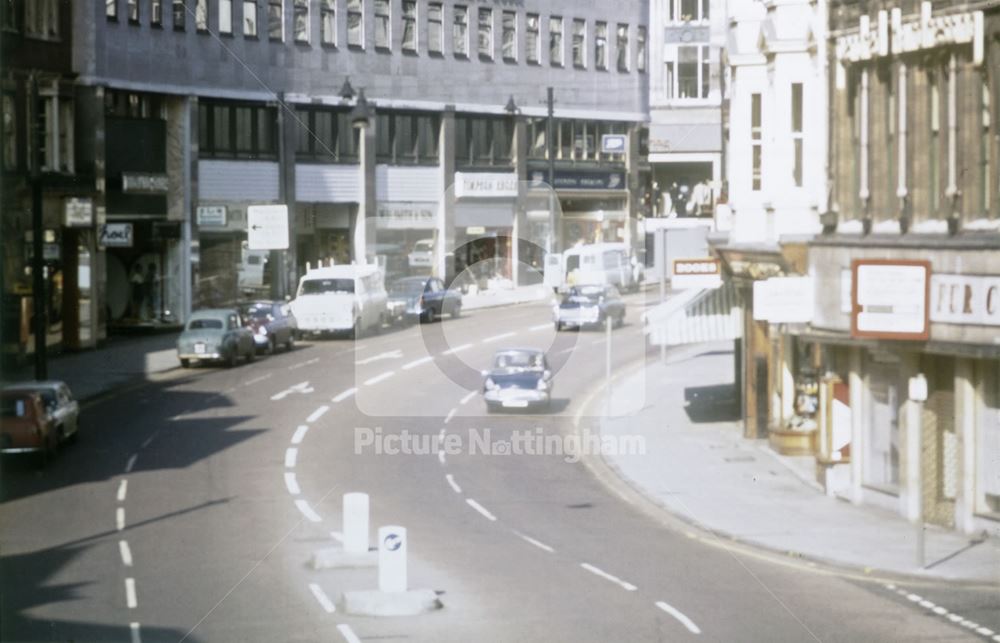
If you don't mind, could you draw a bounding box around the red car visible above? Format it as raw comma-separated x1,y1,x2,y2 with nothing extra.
1,390,58,465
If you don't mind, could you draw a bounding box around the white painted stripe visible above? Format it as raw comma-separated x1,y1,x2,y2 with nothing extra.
932,606,948,615
529,323,552,331
119,540,133,567
445,408,457,424
117,479,128,502
140,435,154,449
446,474,462,494
284,472,301,495
402,355,434,370
465,498,497,521
655,600,701,634
483,331,516,343
291,425,310,444
961,620,980,629
947,614,964,622
332,388,357,403
906,593,922,602
129,622,141,643
977,628,995,636
884,584,896,590
285,448,298,468
308,583,336,613
459,391,477,405
992,634,1000,643
364,371,395,386
443,343,472,355
289,358,320,370
438,450,446,465
580,563,637,592
515,531,555,553
336,623,362,643
125,454,137,473
244,373,272,386
125,578,137,608
295,499,322,522
307,405,330,423
116,507,126,531
330,531,344,543
918,600,936,609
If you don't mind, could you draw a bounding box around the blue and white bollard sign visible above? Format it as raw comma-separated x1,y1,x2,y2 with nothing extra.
378,525,407,593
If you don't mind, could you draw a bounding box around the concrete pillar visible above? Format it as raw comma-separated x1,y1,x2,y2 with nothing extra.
437,107,455,282
954,358,977,534
512,115,527,286
356,114,376,265
902,353,922,521
277,95,298,295
75,84,105,343
849,346,865,505
625,123,641,250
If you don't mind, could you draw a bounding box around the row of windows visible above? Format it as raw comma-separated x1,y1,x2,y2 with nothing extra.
2,0,60,39
106,1,646,73
1,91,74,174
198,101,279,158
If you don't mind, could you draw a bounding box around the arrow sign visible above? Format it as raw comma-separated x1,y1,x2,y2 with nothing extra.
356,350,403,365
270,381,314,401
247,204,289,250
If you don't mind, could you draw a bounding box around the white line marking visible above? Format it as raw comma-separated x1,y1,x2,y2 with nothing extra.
977,628,996,636
125,454,137,473
119,540,133,567
307,405,330,423
948,614,964,622
932,606,948,615
402,356,434,370
514,531,555,553
117,479,128,502
116,507,126,531
356,349,403,365
438,450,446,465
443,343,472,355
289,358,320,370
284,472,301,495
655,600,701,634
295,499,322,522
271,381,314,400
337,623,362,643
918,599,936,609
483,331,516,343
465,498,497,521
446,474,462,494
330,531,344,543
906,593,922,602
125,578,137,608
308,583,336,613
140,435,154,449
332,388,357,403
529,323,552,331
291,425,310,444
445,408,457,423
244,373,272,386
556,346,575,355
364,371,395,386
285,448,298,468
129,622,141,643
580,563,638,592
459,391,477,405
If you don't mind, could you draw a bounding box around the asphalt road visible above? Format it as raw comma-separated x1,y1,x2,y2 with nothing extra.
1,292,994,642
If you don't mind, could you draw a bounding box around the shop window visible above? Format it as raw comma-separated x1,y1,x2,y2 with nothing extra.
616,24,629,72
152,0,162,26
477,7,492,60
637,26,646,73
243,0,257,36
2,93,16,172
549,16,563,67
347,0,362,47
792,82,803,187
374,0,389,49
977,363,1000,516
195,0,208,31
268,0,282,40
219,0,232,33
501,11,516,61
864,358,901,492
293,0,309,43
427,3,442,54
453,5,468,57
526,14,539,64
173,0,185,30
199,101,277,159
26,0,58,38
594,22,607,71
402,1,416,52
320,0,335,45
571,19,585,69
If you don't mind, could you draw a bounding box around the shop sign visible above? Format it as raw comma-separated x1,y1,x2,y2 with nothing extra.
601,134,627,154
64,198,94,227
929,274,1000,327
197,205,227,227
672,257,722,290
376,202,437,230
247,204,289,250
122,172,169,193
753,276,814,323
531,169,626,191
851,259,930,340
99,223,134,248
454,172,518,199
465,226,486,235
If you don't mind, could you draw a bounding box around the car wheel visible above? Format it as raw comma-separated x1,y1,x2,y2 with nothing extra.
424,307,436,323
451,303,461,319
37,434,56,468
615,313,625,328
352,319,362,339
225,349,237,368
246,345,255,363
180,358,191,368
285,333,295,351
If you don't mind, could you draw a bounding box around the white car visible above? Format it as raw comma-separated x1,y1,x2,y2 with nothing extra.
407,239,435,269
289,265,388,337
3,381,80,446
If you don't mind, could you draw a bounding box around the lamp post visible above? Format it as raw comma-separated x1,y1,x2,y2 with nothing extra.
545,87,556,255
350,90,374,265
505,95,520,286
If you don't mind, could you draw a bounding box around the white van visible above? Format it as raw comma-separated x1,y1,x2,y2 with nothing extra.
550,243,640,292
289,265,388,337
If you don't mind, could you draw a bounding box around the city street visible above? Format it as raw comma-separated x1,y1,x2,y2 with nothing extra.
2,292,991,643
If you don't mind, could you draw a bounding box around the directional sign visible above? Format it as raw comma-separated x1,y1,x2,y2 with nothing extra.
247,204,289,250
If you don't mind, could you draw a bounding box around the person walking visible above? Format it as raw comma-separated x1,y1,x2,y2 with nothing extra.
129,263,145,320
144,263,159,321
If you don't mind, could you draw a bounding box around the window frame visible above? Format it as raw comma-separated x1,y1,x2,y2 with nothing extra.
195,0,208,32
219,0,233,34
293,0,309,43
616,24,629,72
526,13,539,65
373,0,390,50
268,0,283,41
572,18,586,69
199,101,279,160
151,0,162,26
401,0,417,53
594,21,608,71
107,0,117,21
791,82,804,188
751,92,762,191
2,92,17,173
320,0,335,45
427,2,443,54
637,26,646,73
127,0,139,24
453,4,469,57
477,6,493,60
501,10,516,62
549,16,563,67
347,0,363,48
173,0,185,31
243,0,258,37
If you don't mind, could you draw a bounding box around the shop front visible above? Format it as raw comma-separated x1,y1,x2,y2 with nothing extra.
374,201,437,282
452,172,519,290
529,167,630,249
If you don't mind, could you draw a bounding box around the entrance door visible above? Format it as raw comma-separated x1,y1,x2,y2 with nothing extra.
921,356,957,528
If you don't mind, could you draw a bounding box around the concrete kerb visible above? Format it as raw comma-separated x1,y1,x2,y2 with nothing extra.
568,348,1000,591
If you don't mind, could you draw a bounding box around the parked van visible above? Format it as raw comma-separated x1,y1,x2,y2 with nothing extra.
289,265,388,337
546,243,641,292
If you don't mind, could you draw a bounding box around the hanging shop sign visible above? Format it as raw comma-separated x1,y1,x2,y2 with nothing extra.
672,258,722,290
530,169,626,191
851,259,930,340
196,205,228,227
99,223,134,248
64,198,94,227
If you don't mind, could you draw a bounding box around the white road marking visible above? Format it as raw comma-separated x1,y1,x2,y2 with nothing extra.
125,454,137,473
932,606,948,615
332,388,358,403
483,331,516,343
125,578,138,608
271,381,314,400
446,474,462,494
285,448,298,468
556,346,575,355
529,323,552,331
117,479,128,502
284,472,301,495
443,343,472,355
130,622,141,643
514,531,555,553
438,450,446,465
330,531,344,543
356,349,403,365
655,600,701,634
291,425,310,444
119,540,133,567
402,356,434,370
364,371,395,386
307,405,330,423
465,498,497,521
906,593,922,602
918,599,936,609
244,373,272,386
337,623,362,643
978,628,996,636
295,499,322,522
459,391,477,405
580,563,637,592
116,507,126,531
140,435,155,449
308,583,336,613
289,358,320,370
445,408,457,423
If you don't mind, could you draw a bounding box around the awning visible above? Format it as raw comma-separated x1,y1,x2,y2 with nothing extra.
642,283,743,346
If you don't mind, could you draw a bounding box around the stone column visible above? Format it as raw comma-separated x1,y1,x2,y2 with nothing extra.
437,107,455,282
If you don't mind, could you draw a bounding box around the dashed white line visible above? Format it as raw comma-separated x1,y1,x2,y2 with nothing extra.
514,531,555,553
285,472,301,495
459,391,477,405
119,540,133,567
465,498,497,521
580,563,637,592
307,405,330,423
285,448,298,468
125,578,138,608
977,628,996,637
291,425,310,444
364,371,395,386
129,622,141,643
117,479,128,502
438,450,446,465
483,331,516,343
529,323,553,331
445,408,457,423
289,358,320,370
445,474,462,494
271,381,313,400
402,355,434,370
295,499,323,523
308,583,336,613
244,373,272,386
332,388,358,403
125,454,137,473
932,606,948,615
443,343,472,355
140,435,155,449
337,623,362,643
116,507,126,531
655,600,701,634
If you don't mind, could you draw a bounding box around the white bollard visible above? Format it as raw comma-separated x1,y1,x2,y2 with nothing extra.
378,525,407,593
343,493,370,555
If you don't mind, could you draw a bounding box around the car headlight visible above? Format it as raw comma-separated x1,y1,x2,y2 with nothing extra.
537,379,549,391
484,378,498,391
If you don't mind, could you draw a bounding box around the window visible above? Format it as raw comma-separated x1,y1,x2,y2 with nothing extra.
669,0,708,22
501,11,516,61
347,0,362,47
526,14,539,64
295,107,358,160
455,115,512,166
751,93,762,191
637,26,646,72
374,0,389,49
219,0,232,34
199,101,278,159
594,22,607,70
320,0,335,44
293,0,308,42
930,72,940,215
173,0,185,30
127,0,138,23
981,79,992,214
196,0,207,31
792,83,803,187
244,0,257,35
428,3,442,53
152,0,162,25
453,5,468,56
616,24,629,72
572,19,585,68
27,0,59,37
528,118,547,159
402,1,417,52
268,0,282,40
2,93,16,172
372,112,440,164
107,0,117,20
37,94,73,173
885,71,894,203
549,16,563,66
477,7,492,59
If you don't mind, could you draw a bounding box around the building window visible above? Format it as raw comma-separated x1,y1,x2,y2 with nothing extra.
526,14,539,64
930,71,940,216
320,0,335,44
173,0,185,30
347,0,362,47
295,107,358,161
293,0,308,42
549,16,563,67
616,24,629,72
637,26,646,73
2,93,16,172
792,82,803,187
199,101,278,159
268,0,282,40
127,0,138,23
501,11,516,61
196,0,208,31
675,45,709,99
981,78,992,215
572,19,585,68
27,0,59,37
244,0,257,36
594,22,608,71
477,7,492,59
455,115,511,166
219,0,232,34
885,70,895,205
152,0,162,26
37,94,73,174
107,0,117,20
751,93,762,191
402,1,417,52
453,5,468,56
374,0,389,49
428,3,442,54
373,112,440,164
668,0,709,22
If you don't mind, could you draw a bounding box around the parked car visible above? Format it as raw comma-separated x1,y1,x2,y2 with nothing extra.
0,389,58,464
547,243,641,292
3,381,80,447
177,309,256,367
238,300,297,354
481,348,553,413
407,239,435,269
289,265,388,338
554,285,626,331
388,276,462,323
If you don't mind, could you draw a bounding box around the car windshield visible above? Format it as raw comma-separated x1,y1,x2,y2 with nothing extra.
240,305,273,320
300,279,354,295
390,281,426,295
565,286,604,301
0,396,27,417
187,318,223,330
494,352,545,371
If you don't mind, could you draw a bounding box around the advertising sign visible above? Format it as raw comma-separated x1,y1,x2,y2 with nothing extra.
601,134,627,154
122,172,169,193
529,169,626,191
99,223,134,248
929,274,1000,327
64,198,94,227
376,202,437,229
454,172,518,198
851,259,931,340
197,205,227,227
247,205,289,250
753,277,814,323
671,257,722,290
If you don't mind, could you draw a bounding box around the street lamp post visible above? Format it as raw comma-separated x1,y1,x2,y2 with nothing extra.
351,90,374,265
545,87,556,255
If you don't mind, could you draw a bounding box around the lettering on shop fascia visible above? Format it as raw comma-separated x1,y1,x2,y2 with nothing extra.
122,172,170,193
835,8,984,65
930,274,1000,327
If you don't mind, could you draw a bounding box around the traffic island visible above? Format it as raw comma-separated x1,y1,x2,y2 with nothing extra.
341,588,443,616
311,547,377,570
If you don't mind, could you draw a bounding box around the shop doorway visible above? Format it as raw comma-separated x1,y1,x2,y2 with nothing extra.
921,356,957,528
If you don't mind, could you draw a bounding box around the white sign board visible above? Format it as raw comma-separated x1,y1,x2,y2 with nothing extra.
376,202,437,229
378,525,407,593
753,277,814,323
197,205,227,227
601,134,627,154
99,223,134,247
852,260,930,340
454,172,519,199
247,204,289,250
929,274,1000,327
671,258,722,290
64,198,93,227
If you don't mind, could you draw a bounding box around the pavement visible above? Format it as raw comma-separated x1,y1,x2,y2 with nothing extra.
596,341,1000,585
460,283,553,310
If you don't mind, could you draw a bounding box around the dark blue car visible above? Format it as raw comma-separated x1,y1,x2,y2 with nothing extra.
388,276,462,323
482,349,553,413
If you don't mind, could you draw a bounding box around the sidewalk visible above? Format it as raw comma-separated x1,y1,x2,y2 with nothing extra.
597,342,1000,584
461,284,552,311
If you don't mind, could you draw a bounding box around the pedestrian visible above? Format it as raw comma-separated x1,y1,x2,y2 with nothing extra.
145,263,159,321
130,263,145,320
